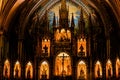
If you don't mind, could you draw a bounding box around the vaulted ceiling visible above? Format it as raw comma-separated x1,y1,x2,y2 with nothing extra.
0,0,120,38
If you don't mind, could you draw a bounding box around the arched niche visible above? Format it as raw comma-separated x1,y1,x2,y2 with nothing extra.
77,60,87,79
95,61,102,78
3,59,10,78
39,61,49,79
116,58,120,78
55,52,72,76
13,61,21,78
25,61,33,79
106,60,113,78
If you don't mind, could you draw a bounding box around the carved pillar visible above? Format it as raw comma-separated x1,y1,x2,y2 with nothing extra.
88,14,94,80
106,36,110,58
102,60,106,79
18,33,24,80
72,57,77,80
112,59,116,79
18,38,23,60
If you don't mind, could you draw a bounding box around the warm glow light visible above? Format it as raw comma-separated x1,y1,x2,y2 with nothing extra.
117,58,120,62
42,61,47,65
96,61,100,65
61,29,65,33
77,38,86,56
106,59,113,78
28,61,32,66
55,52,71,76
79,60,85,64
42,38,50,56
44,39,47,42
58,52,69,57
16,61,19,65
14,61,21,78
55,28,71,42
80,38,83,41
77,60,87,79
95,61,102,78
116,58,120,78
3,59,10,78
40,61,49,79
67,30,70,33
107,59,111,64
25,62,33,79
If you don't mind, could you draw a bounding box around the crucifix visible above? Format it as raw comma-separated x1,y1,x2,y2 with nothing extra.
59,53,68,77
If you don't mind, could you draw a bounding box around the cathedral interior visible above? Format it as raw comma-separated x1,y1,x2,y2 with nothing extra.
0,0,120,80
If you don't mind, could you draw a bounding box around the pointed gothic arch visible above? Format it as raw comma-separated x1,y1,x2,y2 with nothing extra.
77,60,87,79
3,59,10,78
39,61,49,79
106,60,113,78
13,61,21,78
55,52,72,76
95,61,102,78
116,58,120,78
25,61,33,79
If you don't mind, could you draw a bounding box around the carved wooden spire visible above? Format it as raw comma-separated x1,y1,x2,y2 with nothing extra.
71,13,75,28
59,0,69,28
53,13,56,28
78,8,85,38
44,10,49,32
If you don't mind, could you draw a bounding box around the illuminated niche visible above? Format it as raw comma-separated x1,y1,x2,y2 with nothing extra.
3,59,10,78
25,62,33,79
42,38,50,57
77,60,87,79
14,61,21,78
55,52,71,76
54,29,71,42
77,38,86,57
116,58,120,78
95,61,102,78
106,60,113,78
40,61,49,79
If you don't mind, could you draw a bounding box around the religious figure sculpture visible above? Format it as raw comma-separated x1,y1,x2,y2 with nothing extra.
79,68,85,79
108,66,111,77
15,66,19,78
41,66,47,79
5,66,8,78
27,67,31,79
67,65,71,75
97,66,100,77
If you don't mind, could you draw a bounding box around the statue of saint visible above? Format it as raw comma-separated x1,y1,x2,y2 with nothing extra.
27,67,31,79
67,65,70,75
108,66,111,77
41,66,47,79
5,66,8,78
97,66,100,77
79,68,85,79
15,66,19,78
